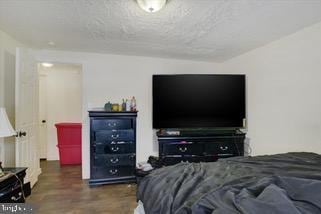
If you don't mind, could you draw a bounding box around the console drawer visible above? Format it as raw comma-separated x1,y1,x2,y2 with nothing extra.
162,155,218,166
94,154,135,166
204,142,241,157
94,142,135,154
91,119,132,131
95,130,134,141
162,142,203,156
91,166,134,179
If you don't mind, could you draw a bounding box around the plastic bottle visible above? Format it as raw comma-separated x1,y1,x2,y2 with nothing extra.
126,99,131,111
131,96,137,111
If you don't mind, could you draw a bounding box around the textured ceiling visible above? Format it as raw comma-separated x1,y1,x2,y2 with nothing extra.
1,0,321,62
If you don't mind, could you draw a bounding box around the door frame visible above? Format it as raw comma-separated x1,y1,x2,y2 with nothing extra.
36,61,84,169
38,71,48,160
34,53,87,179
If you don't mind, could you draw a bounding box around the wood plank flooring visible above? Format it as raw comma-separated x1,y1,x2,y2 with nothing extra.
27,161,137,214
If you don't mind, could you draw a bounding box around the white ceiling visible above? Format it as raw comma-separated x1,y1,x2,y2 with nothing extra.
1,0,321,62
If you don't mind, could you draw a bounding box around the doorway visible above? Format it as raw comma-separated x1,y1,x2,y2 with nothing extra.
38,63,82,166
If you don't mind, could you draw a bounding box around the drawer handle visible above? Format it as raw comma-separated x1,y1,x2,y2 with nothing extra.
179,147,187,153
111,134,119,139
109,169,118,175
11,192,23,201
220,146,229,151
111,146,120,152
108,122,117,127
111,141,125,145
110,158,119,163
130,154,136,159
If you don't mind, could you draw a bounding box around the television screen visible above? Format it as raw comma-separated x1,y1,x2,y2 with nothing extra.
153,74,246,129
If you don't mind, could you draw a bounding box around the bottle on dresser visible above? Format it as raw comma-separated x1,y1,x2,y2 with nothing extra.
126,99,131,111
131,96,137,111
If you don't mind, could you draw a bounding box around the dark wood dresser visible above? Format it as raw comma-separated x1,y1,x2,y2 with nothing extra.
0,168,31,203
157,130,245,165
89,110,137,186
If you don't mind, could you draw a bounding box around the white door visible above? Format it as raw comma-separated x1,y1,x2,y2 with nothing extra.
39,75,47,159
15,48,41,187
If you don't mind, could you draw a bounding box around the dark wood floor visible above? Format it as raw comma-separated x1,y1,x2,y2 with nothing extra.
27,161,137,214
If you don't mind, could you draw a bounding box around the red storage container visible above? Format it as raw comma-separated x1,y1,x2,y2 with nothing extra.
55,123,82,165
56,123,82,145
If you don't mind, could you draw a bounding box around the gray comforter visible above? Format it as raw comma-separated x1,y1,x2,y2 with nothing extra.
137,152,321,214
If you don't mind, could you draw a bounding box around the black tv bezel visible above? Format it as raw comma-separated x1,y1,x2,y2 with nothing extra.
152,74,246,129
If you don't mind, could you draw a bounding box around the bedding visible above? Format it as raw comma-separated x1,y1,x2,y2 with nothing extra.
137,152,321,214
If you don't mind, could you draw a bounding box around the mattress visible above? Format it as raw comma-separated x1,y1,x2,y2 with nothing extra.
137,152,321,214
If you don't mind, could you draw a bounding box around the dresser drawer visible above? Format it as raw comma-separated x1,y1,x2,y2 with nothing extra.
94,154,135,166
94,142,135,154
162,142,203,156
91,119,132,131
95,130,134,141
204,142,241,157
0,185,24,203
91,166,134,179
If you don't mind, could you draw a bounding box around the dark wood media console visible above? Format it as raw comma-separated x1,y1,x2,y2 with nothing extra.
157,130,245,165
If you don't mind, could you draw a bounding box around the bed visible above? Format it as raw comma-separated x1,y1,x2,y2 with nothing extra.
137,152,321,214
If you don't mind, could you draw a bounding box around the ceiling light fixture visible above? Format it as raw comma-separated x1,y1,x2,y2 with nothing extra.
41,63,54,68
137,0,167,13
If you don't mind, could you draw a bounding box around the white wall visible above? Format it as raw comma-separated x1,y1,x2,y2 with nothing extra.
0,30,25,166
34,21,321,180
39,64,82,160
34,51,224,178
223,22,321,155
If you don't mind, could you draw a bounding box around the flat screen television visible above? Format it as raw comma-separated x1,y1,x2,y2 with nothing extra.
153,74,246,129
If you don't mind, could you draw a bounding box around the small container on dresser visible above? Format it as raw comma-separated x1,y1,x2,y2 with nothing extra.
89,110,137,186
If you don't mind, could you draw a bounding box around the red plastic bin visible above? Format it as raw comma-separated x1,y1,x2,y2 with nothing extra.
55,123,82,145
57,144,82,165
55,123,82,165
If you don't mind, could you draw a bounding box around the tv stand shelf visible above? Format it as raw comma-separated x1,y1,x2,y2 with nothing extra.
157,130,245,166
